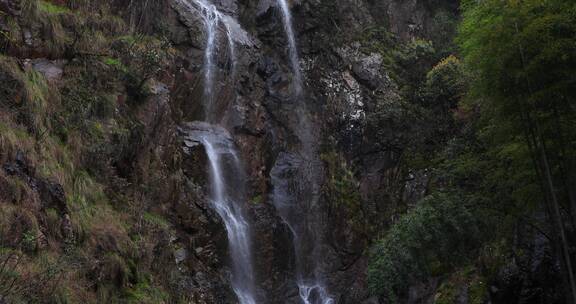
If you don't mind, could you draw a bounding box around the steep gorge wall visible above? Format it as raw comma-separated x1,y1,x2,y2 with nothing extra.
171,0,458,302
0,0,458,303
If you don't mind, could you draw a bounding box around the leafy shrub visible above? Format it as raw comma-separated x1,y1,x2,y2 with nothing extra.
365,95,421,153
111,35,170,100
368,192,485,301
424,55,466,110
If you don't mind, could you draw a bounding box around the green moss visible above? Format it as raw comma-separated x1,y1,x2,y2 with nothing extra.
143,212,170,229
22,230,38,251
251,194,263,205
38,1,70,14
124,281,169,304
103,57,123,68
117,35,137,45
321,152,360,209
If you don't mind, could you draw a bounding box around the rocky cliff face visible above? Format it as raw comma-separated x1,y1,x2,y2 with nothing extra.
166,0,458,302
0,0,458,303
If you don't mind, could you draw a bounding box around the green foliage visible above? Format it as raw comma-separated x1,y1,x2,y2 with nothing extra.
250,194,263,205
21,230,37,252
392,39,438,101
322,152,360,209
38,1,70,14
53,57,121,147
457,0,576,236
142,212,170,230
0,2,184,303
112,35,170,100
429,9,459,56
358,26,398,68
124,281,169,304
458,0,576,145
368,192,485,300
322,152,365,231
103,57,127,72
396,39,436,64
424,55,466,109
365,94,421,153
22,69,51,135
0,16,20,52
434,267,487,304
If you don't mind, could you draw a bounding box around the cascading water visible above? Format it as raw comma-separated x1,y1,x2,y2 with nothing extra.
202,130,256,304
181,123,257,304
179,0,237,119
277,0,303,95
273,0,334,303
178,1,257,303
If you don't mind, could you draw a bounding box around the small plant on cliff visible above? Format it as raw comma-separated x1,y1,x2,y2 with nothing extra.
322,152,366,233
37,1,70,15
113,35,171,100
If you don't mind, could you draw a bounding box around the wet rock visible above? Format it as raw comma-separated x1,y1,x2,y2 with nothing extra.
23,29,32,46
352,53,384,90
256,0,276,19
30,59,66,83
175,247,188,264
171,0,207,48
213,0,238,15
179,121,236,152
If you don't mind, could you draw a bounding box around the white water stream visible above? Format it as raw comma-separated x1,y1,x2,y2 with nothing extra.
179,0,257,303
202,132,256,304
277,0,304,96
274,1,334,303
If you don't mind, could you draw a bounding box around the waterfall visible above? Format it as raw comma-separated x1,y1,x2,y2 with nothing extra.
181,123,257,304
179,0,237,120
202,131,256,304
178,1,257,303
271,153,333,304
273,1,334,303
277,0,303,95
